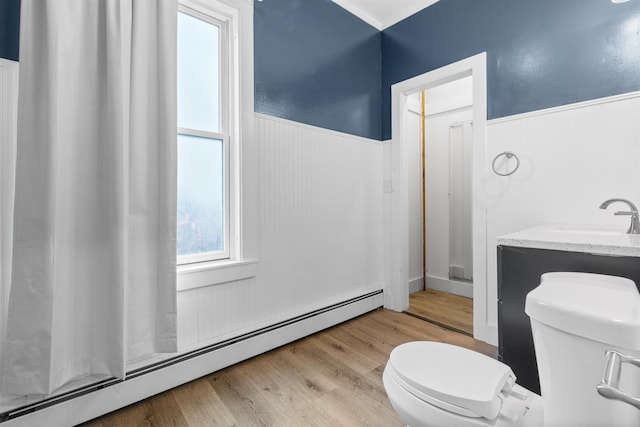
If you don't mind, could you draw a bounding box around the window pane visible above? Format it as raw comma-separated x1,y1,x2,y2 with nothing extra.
177,134,224,256
178,12,220,133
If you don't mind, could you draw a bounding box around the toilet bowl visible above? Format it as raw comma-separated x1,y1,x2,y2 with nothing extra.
383,272,640,426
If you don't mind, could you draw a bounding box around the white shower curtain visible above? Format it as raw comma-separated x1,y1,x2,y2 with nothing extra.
1,0,178,395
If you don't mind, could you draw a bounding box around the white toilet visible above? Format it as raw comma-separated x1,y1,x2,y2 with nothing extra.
383,272,640,426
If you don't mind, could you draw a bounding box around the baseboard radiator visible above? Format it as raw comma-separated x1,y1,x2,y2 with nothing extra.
1,290,384,426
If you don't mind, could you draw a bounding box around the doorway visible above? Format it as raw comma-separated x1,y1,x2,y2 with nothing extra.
404,79,474,334
385,52,490,343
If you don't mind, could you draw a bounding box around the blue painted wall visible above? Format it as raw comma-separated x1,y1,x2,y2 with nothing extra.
4,0,640,142
0,0,20,61
382,0,640,140
254,0,382,140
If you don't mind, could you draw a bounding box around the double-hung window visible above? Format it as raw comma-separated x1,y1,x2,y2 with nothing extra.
177,5,230,264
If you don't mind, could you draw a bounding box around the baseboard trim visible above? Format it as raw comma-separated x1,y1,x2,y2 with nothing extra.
409,277,424,294
426,275,473,299
1,290,384,426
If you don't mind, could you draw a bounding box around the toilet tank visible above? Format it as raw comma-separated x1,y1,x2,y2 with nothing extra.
525,272,640,427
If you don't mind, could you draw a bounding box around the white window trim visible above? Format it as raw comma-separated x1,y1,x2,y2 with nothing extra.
176,0,258,290
177,258,257,291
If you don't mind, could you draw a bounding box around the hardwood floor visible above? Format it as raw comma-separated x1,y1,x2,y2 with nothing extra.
406,289,473,335
81,308,495,427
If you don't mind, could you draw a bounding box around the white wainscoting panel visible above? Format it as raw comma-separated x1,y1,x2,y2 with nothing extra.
256,113,385,320
177,114,384,351
485,94,640,333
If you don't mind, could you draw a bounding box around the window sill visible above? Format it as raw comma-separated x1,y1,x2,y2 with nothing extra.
177,259,258,292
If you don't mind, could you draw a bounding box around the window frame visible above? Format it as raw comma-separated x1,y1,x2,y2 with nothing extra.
176,0,257,292
177,4,232,265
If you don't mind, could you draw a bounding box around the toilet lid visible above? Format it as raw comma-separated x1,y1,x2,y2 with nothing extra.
388,341,515,420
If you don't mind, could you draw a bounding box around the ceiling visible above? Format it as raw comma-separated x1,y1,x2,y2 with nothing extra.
331,0,440,30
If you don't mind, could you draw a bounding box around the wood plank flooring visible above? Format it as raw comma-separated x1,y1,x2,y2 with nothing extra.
81,308,495,427
405,289,473,335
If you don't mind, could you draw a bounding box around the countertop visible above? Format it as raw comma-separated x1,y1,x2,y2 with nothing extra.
497,224,640,257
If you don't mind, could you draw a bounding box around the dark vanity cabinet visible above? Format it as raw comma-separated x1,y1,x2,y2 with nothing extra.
497,245,640,394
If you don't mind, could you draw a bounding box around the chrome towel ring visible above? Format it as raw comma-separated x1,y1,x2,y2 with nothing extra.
492,151,519,176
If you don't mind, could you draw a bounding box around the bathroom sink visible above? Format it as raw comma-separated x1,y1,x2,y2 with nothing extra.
497,223,640,258
542,224,626,236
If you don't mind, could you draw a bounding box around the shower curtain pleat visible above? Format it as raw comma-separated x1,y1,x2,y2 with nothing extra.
1,0,177,396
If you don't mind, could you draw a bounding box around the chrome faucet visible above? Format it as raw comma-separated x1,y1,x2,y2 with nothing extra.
599,198,640,234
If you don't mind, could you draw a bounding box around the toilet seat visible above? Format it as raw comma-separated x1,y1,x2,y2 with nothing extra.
387,342,519,420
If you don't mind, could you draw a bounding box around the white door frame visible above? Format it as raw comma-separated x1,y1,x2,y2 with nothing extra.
384,52,492,344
